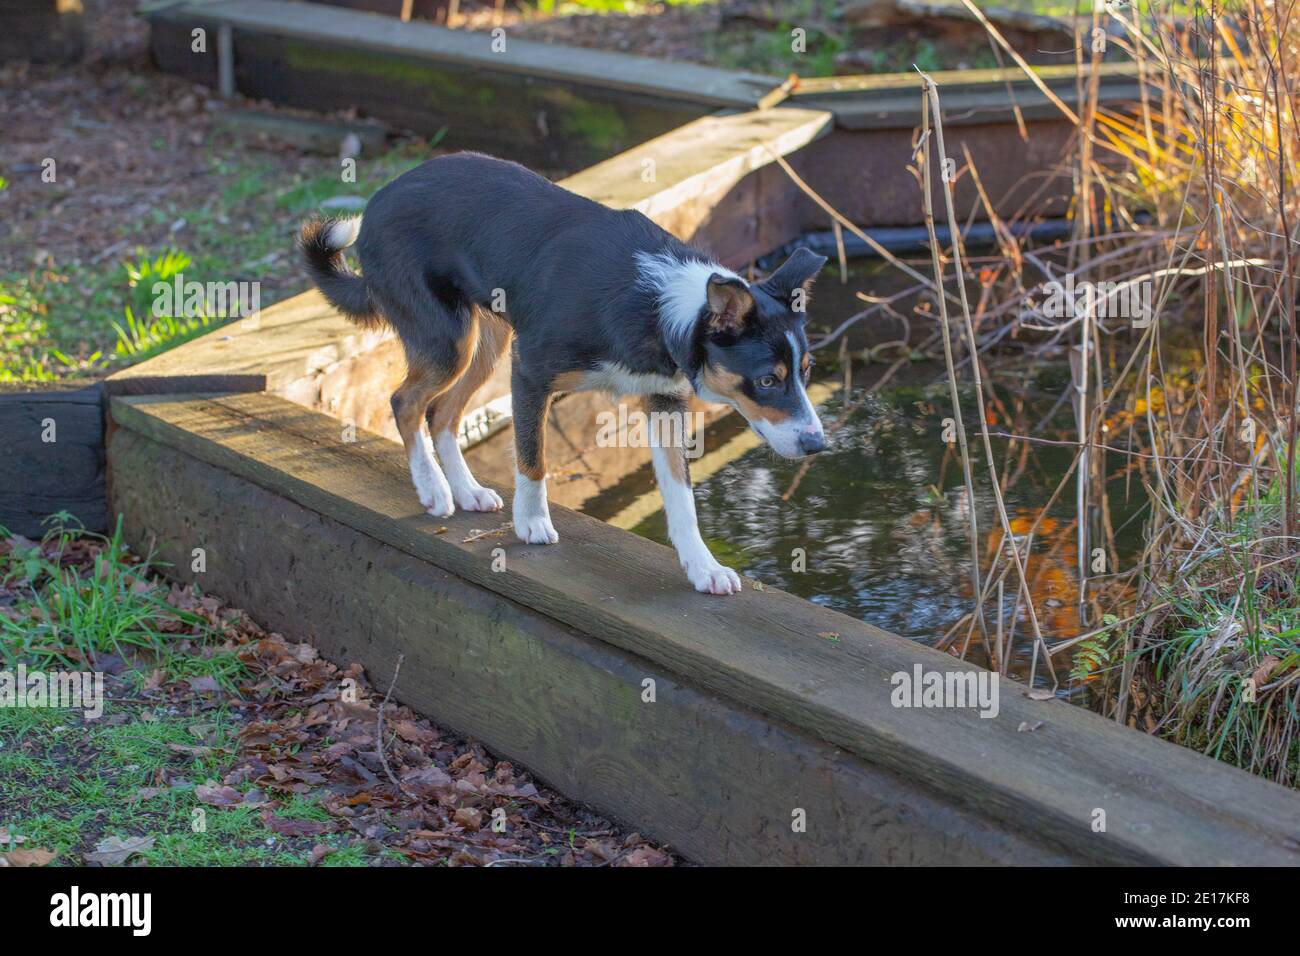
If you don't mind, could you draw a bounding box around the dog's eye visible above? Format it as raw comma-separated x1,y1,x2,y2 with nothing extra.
755,375,778,389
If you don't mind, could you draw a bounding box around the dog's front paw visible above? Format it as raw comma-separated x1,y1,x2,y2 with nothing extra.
683,558,742,595
420,487,455,518
455,484,503,512
515,514,559,545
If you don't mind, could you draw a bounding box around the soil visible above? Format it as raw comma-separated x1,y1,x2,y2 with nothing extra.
0,0,388,277
457,0,1087,76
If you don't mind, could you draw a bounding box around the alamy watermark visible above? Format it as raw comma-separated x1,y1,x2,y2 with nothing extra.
152,274,260,320
1042,273,1153,327
0,665,104,719
594,403,706,458
890,664,999,719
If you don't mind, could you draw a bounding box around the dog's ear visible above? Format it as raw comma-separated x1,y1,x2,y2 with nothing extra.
705,274,754,336
758,248,827,314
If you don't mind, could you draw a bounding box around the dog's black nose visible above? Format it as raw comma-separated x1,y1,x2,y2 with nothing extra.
799,431,826,455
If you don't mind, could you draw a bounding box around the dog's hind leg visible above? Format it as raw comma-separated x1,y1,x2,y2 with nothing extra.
388,308,478,518
426,308,512,512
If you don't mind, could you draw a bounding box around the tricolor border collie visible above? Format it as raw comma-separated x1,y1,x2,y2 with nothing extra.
300,152,826,594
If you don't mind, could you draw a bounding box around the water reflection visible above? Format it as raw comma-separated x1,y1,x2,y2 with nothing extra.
587,365,1147,684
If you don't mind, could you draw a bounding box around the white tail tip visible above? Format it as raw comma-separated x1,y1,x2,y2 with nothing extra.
324,217,362,251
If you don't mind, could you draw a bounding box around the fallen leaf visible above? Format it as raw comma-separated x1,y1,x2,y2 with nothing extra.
619,845,672,867
195,784,243,806
394,720,434,744
1252,655,1281,687
167,743,213,756
453,807,482,831
0,848,55,867
401,766,453,798
308,844,332,865
261,811,332,837
85,835,154,866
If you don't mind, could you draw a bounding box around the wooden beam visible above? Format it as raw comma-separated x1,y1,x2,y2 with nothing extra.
150,0,777,109
109,423,1071,865
109,392,1300,866
789,63,1144,130
561,108,832,250
0,383,105,535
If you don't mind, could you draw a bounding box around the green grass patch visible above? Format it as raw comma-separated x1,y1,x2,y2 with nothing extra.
1,516,247,691
0,704,323,866
0,520,392,866
0,139,438,383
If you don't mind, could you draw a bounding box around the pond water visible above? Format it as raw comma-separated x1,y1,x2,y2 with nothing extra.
581,262,1151,684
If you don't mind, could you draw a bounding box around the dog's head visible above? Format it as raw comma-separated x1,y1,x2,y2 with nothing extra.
689,249,828,458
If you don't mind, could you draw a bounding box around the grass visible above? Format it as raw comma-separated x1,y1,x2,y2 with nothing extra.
0,516,245,691
0,519,393,865
0,138,441,383
0,705,342,866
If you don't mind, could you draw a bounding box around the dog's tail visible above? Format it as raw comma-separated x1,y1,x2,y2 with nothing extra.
297,216,386,329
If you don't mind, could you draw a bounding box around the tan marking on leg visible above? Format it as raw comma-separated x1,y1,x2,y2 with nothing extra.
428,309,513,437
551,370,589,393
393,363,448,452
646,396,689,483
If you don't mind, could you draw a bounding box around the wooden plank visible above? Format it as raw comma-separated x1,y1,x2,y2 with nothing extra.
0,383,105,535
157,0,778,109
792,61,1139,95
561,108,832,223
109,426,1071,864
151,14,712,171
784,120,1079,229
791,63,1144,130
110,392,1300,865
213,108,388,155
103,292,393,395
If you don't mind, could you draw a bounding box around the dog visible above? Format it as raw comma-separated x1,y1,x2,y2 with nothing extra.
299,152,827,595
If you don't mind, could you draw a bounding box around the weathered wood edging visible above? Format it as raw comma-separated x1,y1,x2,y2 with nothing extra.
0,383,106,537
108,392,1300,866
143,0,1144,168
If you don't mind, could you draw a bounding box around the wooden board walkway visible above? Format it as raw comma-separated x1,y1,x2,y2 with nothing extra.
110,391,1300,866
